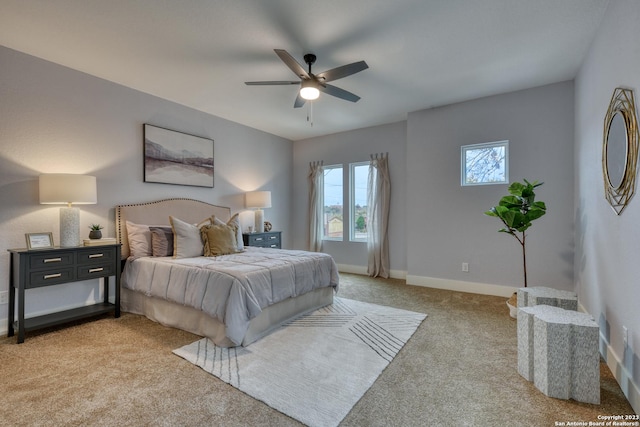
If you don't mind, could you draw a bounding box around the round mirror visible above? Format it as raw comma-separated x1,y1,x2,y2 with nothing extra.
606,112,628,189
602,87,639,215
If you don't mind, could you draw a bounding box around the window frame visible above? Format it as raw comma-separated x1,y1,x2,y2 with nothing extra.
349,161,369,242
321,164,344,241
461,140,509,186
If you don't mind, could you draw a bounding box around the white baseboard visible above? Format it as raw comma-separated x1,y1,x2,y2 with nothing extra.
601,332,640,414
336,264,406,280
406,275,517,298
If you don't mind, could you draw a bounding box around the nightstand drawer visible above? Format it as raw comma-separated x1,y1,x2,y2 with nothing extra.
29,252,74,270
29,267,75,288
77,263,115,279
77,247,117,265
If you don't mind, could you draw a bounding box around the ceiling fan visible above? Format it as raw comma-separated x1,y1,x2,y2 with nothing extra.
245,49,369,108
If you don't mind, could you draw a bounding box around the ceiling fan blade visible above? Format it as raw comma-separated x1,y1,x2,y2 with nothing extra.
274,49,310,79
294,93,306,108
245,81,299,85
319,84,361,102
316,61,368,82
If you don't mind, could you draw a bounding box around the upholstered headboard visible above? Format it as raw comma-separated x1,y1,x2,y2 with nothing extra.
115,198,231,259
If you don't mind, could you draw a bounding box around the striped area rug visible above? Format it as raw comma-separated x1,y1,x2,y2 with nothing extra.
173,297,426,427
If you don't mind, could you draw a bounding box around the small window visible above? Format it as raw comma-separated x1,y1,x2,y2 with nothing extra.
322,165,343,240
350,162,369,241
461,141,509,186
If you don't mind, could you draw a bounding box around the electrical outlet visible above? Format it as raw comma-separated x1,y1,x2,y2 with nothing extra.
623,326,628,346
462,262,469,272
0,291,8,305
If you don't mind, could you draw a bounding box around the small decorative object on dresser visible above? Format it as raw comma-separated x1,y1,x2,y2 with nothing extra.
25,232,54,249
243,231,281,249
88,224,103,239
264,221,272,232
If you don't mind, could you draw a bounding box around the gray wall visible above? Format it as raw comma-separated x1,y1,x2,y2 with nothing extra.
406,82,575,296
291,122,407,276
575,0,640,412
292,82,575,297
0,46,292,331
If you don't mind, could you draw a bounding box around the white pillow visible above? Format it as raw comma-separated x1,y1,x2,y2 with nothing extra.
169,216,210,258
213,213,244,251
125,220,153,258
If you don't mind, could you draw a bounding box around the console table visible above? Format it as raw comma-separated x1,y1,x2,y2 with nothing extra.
7,244,121,343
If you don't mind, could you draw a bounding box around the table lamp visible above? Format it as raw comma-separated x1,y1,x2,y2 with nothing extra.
39,174,97,247
245,191,272,233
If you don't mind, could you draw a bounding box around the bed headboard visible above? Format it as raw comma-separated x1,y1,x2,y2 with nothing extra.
115,198,231,259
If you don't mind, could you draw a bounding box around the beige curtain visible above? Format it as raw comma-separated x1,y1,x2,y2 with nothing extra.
308,161,324,252
367,153,391,278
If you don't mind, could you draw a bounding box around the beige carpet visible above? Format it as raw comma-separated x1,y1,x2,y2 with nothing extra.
0,273,635,426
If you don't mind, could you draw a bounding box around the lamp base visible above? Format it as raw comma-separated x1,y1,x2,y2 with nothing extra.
255,209,264,233
60,207,80,247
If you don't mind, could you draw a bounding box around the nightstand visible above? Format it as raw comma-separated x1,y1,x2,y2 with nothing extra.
243,231,281,249
7,244,121,343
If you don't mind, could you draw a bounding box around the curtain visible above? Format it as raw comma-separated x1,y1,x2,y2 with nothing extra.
367,153,391,278
308,161,324,252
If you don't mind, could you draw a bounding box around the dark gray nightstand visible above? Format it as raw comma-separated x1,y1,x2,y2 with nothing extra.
242,231,281,249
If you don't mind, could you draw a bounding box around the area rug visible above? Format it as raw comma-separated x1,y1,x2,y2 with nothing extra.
173,297,426,427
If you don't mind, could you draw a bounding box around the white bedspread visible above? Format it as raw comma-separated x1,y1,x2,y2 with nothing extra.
121,247,339,345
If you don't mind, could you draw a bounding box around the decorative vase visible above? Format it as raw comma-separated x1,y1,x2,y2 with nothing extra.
89,230,102,239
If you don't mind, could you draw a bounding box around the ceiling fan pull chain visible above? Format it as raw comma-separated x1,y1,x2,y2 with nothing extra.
307,101,314,126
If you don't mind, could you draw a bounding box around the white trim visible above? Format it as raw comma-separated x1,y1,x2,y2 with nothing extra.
406,274,517,298
600,332,640,414
336,264,406,280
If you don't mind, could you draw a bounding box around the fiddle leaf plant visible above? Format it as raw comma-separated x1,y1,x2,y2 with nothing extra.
484,179,546,287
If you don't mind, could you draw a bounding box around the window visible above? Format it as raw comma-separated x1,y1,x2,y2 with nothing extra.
461,141,509,186
350,162,369,241
322,165,343,240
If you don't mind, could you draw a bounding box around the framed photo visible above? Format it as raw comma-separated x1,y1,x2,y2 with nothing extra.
144,124,214,188
26,232,54,249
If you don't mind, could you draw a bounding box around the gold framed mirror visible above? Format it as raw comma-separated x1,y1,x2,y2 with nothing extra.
602,87,639,215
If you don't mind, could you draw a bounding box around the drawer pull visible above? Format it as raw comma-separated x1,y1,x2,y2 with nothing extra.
88,254,104,259
270,244,278,248
269,236,277,240
255,237,264,241
88,268,104,273
43,258,62,263
44,273,62,279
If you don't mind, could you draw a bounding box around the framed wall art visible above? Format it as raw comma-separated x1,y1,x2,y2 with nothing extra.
144,124,214,188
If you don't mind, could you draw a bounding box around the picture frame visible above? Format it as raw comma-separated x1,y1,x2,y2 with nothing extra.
26,232,54,249
144,124,214,188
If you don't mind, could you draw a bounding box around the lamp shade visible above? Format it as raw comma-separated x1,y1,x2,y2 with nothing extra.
300,80,320,100
39,174,97,205
245,191,272,209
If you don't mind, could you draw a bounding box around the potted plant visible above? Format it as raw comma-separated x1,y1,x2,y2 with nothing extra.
484,179,546,317
88,224,103,239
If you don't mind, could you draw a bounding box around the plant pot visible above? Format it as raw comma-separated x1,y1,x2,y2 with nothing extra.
89,230,102,239
506,292,518,318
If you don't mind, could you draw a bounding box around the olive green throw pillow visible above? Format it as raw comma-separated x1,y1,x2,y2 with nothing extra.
201,223,239,256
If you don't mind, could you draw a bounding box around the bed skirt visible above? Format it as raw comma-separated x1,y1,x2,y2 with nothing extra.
121,286,334,347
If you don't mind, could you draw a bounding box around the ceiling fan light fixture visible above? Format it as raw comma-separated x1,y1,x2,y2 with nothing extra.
300,80,320,100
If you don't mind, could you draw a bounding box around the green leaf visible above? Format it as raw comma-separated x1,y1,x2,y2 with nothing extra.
508,182,525,196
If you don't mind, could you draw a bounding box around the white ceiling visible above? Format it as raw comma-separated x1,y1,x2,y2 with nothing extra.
0,0,609,141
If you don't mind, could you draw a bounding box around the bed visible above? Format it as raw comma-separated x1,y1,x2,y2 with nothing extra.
116,198,338,347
